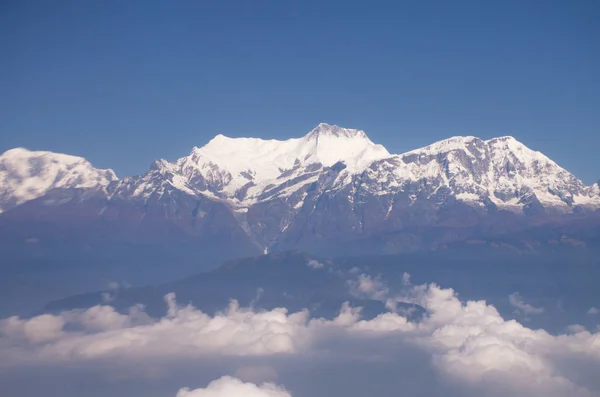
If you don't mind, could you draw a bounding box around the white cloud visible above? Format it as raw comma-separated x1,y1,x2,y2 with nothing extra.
401,272,411,286
412,286,592,396
306,259,324,269
107,281,120,290
175,376,291,397
348,274,389,301
588,307,599,315
567,324,588,333
101,281,126,303
2,314,65,343
41,299,308,361
509,292,545,315
100,292,114,303
78,304,151,332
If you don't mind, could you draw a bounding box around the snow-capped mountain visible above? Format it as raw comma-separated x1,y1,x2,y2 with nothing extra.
1,123,598,258
0,148,117,213
142,123,390,205
2,124,598,216
112,123,599,214
362,135,599,213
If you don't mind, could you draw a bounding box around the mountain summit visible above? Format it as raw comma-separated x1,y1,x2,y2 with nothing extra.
145,123,390,204
305,122,369,140
0,148,117,213
381,134,594,212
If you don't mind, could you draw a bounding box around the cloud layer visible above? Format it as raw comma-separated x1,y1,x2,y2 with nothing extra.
1,277,599,397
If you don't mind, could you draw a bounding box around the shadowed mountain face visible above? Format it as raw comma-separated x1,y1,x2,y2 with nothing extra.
42,252,408,321
41,250,600,335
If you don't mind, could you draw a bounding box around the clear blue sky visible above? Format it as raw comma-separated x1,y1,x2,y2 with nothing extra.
1,0,598,182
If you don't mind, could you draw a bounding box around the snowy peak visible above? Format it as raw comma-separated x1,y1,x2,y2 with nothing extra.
485,135,552,165
371,135,596,212
301,123,390,173
148,124,391,204
401,135,556,171
305,123,369,140
302,123,389,172
0,148,118,212
401,135,533,160
486,135,519,144
121,128,600,213
402,135,481,157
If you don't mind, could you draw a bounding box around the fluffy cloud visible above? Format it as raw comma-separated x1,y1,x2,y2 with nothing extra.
2,314,64,343
588,307,599,315
0,298,312,363
412,286,593,396
1,304,151,347
346,274,600,396
509,292,545,316
1,278,600,397
176,376,291,397
306,259,324,269
348,274,389,301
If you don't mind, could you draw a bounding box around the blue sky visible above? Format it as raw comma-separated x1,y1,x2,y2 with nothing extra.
1,0,598,182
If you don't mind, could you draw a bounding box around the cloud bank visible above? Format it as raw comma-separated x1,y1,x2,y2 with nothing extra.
1,278,599,397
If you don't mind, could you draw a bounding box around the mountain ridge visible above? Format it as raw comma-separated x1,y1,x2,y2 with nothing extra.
2,123,598,214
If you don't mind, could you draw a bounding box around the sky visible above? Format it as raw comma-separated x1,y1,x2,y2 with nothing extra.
1,0,598,183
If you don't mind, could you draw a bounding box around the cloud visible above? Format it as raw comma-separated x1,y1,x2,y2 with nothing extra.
1,279,600,397
348,274,389,301
175,376,291,397
567,324,588,333
249,288,265,308
414,286,592,396
509,292,545,315
101,281,127,303
2,314,64,343
401,272,411,286
3,298,311,362
588,307,599,315
306,259,324,269
100,293,114,303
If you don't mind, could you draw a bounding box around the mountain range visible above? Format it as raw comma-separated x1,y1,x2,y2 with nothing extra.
1,123,599,263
